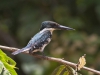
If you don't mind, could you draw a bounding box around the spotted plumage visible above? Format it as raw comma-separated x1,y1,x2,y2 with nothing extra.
28,30,52,53
12,21,74,55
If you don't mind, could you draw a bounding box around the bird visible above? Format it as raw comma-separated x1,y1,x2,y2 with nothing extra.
12,21,74,55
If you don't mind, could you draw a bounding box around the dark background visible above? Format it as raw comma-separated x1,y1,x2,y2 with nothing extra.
0,0,100,75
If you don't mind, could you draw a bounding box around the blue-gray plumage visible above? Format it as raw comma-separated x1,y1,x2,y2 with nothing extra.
12,21,74,55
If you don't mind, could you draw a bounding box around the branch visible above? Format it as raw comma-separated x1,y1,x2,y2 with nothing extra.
0,45,100,74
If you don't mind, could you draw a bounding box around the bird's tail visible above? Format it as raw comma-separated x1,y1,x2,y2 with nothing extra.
12,47,31,55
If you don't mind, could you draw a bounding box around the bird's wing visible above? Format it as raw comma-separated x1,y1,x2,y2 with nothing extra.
28,30,52,53
12,30,52,55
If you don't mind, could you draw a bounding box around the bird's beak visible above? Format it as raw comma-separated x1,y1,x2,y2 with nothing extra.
57,25,75,30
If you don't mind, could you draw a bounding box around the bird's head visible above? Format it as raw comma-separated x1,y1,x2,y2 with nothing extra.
40,21,75,31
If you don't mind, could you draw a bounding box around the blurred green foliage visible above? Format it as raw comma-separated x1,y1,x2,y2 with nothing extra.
0,0,100,75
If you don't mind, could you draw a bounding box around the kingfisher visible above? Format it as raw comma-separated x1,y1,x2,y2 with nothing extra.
12,21,74,55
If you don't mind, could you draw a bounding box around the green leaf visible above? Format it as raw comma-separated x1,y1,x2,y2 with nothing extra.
0,61,11,75
51,65,79,75
0,50,17,75
63,71,69,75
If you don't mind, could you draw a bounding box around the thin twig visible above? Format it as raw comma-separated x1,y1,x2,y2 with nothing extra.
0,45,100,75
